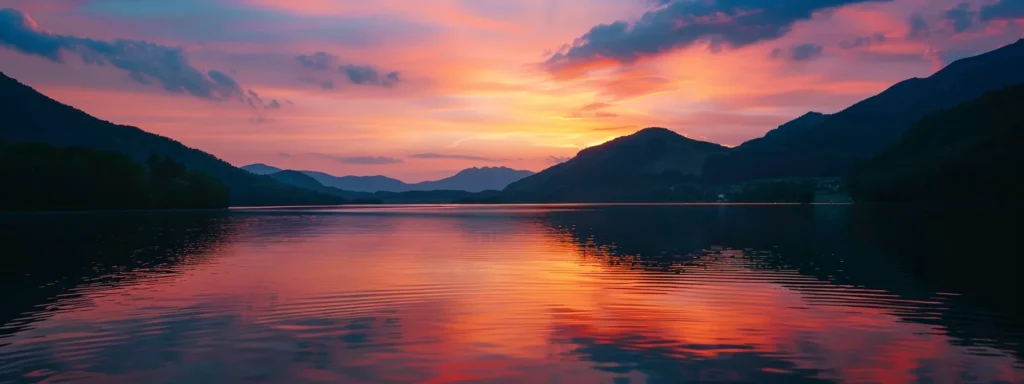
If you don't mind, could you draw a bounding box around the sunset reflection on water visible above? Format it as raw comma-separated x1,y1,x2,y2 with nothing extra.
0,205,1020,383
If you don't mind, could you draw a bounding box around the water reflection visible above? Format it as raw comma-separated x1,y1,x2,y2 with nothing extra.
0,205,1021,383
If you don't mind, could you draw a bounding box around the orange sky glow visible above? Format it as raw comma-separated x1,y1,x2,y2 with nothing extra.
1,0,1022,181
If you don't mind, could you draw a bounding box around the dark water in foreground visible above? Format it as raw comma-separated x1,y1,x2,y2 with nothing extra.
0,205,1021,383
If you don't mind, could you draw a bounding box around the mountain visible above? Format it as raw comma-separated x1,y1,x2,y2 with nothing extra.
242,165,535,193
414,167,534,192
0,72,343,207
302,172,410,192
268,170,330,192
503,128,729,202
847,84,1024,202
267,170,498,204
242,163,283,175
704,38,1024,183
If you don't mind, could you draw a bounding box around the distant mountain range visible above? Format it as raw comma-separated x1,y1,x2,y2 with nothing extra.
0,72,342,207
243,164,534,193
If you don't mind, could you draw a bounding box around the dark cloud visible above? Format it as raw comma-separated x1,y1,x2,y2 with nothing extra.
770,43,824,61
838,33,886,49
342,65,401,87
244,89,286,111
944,2,977,33
980,0,1024,21
311,154,403,165
409,153,504,161
296,52,403,88
544,0,890,74
853,50,929,63
547,155,572,164
0,8,249,101
907,14,931,39
297,51,336,70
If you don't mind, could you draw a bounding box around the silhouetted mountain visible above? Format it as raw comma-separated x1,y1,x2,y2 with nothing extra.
302,171,410,192
415,167,534,192
242,165,534,193
0,72,343,207
759,112,829,143
242,163,283,175
704,39,1024,183
504,128,728,202
267,170,498,203
848,84,1024,202
268,170,330,192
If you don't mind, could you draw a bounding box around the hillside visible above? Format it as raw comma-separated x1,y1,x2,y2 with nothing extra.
0,72,342,207
704,39,1024,183
847,84,1024,202
503,128,728,202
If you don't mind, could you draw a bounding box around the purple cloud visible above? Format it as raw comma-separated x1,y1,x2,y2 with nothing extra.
544,0,891,74
0,8,245,101
770,43,824,61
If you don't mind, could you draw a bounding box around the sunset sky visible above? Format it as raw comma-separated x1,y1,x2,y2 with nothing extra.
2,0,1023,181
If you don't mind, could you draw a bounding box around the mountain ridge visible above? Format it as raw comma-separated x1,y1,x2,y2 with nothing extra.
243,164,534,193
703,38,1024,183
0,72,343,207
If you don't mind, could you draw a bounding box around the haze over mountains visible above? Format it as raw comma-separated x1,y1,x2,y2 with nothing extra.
242,164,534,193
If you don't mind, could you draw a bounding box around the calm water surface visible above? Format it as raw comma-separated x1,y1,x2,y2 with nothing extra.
0,205,1021,383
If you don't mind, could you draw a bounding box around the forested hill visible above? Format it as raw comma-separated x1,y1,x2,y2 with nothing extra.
0,72,342,207
848,84,1024,202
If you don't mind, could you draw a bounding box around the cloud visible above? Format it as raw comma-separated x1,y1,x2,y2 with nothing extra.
0,8,247,101
944,3,977,33
547,155,572,164
312,154,404,165
770,43,824,61
838,33,886,49
297,51,336,70
543,0,890,75
342,65,401,87
295,52,403,88
566,101,619,119
980,0,1024,21
245,89,286,111
907,14,931,39
409,153,504,161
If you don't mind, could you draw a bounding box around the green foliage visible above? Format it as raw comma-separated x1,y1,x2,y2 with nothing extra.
848,84,1024,202
0,142,229,211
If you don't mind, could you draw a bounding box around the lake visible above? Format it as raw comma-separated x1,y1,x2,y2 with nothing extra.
1,205,1021,383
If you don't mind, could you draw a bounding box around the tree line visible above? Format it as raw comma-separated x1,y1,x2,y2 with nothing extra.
0,141,229,211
